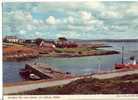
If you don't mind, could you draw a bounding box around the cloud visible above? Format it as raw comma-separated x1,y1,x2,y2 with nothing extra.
13,11,33,22
3,11,33,34
27,24,35,31
127,3,138,16
80,11,92,21
78,11,98,25
101,11,122,19
35,31,43,37
3,2,138,39
67,16,74,24
46,16,59,25
84,0,105,10
33,19,40,25
19,30,26,35
56,31,81,39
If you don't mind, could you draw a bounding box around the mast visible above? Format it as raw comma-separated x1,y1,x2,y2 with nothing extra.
121,46,124,64
97,57,101,73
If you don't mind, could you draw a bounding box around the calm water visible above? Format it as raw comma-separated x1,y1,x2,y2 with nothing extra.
3,42,138,83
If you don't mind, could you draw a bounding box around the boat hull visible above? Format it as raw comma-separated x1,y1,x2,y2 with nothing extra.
115,64,138,69
19,68,41,80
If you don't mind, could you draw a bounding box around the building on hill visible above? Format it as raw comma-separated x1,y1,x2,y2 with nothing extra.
3,36,19,43
35,38,46,45
38,40,56,48
55,37,78,48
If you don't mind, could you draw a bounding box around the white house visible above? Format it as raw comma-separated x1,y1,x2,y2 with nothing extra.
39,40,56,48
4,36,19,43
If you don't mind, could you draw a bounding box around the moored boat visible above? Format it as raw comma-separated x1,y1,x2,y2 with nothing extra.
115,46,138,69
19,68,41,80
115,64,138,69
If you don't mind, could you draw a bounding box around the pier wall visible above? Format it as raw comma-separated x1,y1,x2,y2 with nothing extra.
25,64,51,79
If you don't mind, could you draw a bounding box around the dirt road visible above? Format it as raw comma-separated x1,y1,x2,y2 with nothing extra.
4,69,138,95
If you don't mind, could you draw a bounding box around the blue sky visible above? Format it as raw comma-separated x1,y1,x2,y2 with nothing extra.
2,1,138,39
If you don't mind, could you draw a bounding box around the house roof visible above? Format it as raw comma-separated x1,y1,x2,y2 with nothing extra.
5,36,18,39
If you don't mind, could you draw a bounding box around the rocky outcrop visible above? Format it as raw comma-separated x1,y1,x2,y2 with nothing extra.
3,46,39,61
3,52,39,61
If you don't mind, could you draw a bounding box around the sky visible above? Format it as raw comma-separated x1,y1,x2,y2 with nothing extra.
2,1,138,39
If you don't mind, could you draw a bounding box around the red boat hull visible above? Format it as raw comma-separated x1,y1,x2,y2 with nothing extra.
115,64,138,69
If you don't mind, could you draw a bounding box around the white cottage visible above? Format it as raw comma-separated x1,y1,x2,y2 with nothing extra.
4,36,19,43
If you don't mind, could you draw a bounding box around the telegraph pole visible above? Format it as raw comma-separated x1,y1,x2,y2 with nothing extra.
121,46,124,64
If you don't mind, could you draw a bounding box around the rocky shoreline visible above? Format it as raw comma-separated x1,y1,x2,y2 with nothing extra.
3,42,119,61
43,50,119,58
3,53,39,61
3,46,39,61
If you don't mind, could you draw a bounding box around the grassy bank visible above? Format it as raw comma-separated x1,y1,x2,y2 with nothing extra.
13,74,138,94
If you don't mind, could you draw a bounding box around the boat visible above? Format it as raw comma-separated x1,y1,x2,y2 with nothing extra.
115,63,138,69
29,73,41,80
115,46,138,69
19,68,41,80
